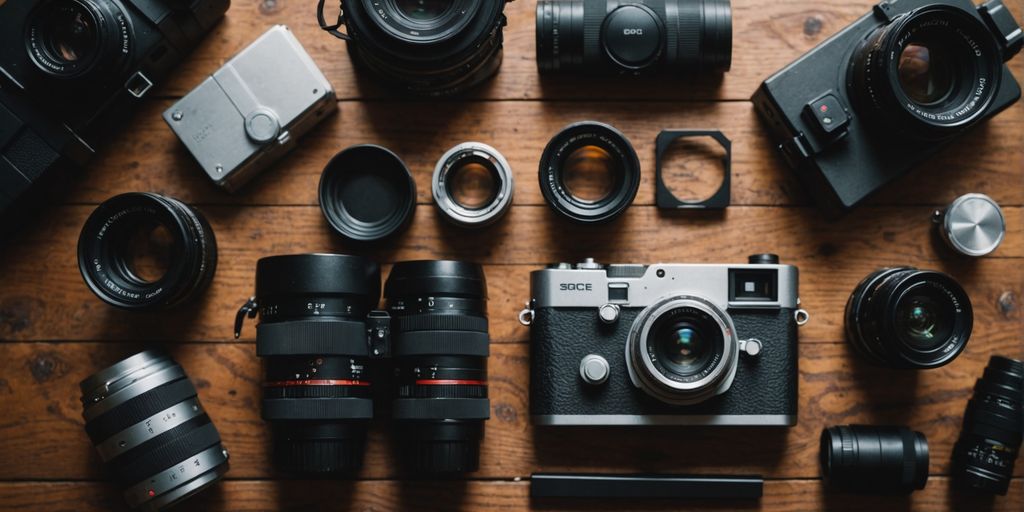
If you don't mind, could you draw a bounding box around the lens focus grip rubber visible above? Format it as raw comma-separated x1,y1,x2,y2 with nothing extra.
261,397,373,421
392,398,490,420
256,320,370,356
393,330,490,356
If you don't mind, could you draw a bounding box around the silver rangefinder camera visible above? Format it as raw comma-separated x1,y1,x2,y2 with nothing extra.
164,25,336,191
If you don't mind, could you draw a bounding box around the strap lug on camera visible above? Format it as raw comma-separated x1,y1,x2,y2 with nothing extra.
518,300,536,326
316,0,351,40
366,311,391,358
234,297,258,339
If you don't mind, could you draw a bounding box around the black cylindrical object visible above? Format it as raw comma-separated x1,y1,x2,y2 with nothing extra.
319,145,417,242
820,424,929,494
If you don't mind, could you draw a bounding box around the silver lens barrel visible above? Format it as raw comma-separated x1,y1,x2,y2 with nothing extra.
432,142,514,228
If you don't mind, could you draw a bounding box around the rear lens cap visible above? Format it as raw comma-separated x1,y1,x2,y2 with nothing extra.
319,145,417,242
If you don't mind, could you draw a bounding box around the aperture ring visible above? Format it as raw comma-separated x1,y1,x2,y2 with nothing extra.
393,330,490,356
256,320,369,356
85,378,197,442
111,421,221,484
261,397,373,420
392,398,491,420
393,314,488,333
96,397,206,461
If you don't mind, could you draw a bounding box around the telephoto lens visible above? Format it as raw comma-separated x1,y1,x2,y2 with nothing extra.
536,0,732,74
384,260,491,473
953,356,1024,495
820,425,929,494
319,0,510,96
238,254,386,473
845,267,972,369
78,192,217,311
80,351,229,511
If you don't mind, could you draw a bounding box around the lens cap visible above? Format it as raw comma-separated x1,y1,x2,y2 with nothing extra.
319,145,417,242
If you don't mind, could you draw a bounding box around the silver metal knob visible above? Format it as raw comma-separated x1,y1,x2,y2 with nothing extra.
934,193,1006,257
598,304,620,324
579,354,610,385
576,258,603,269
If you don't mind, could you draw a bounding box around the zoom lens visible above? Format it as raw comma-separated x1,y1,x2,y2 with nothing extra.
536,0,732,74
845,267,972,369
80,351,229,510
539,121,641,224
78,193,217,311
26,0,130,79
848,5,1003,140
626,296,737,406
384,260,490,473
252,254,382,473
333,0,509,96
432,142,514,228
821,425,929,494
953,356,1024,495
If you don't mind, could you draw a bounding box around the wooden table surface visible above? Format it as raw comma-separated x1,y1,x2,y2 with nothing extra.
1,0,1023,510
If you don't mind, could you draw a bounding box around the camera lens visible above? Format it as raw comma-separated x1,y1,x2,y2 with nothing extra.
820,425,929,494
953,356,1024,495
78,193,217,311
849,5,1002,139
432,142,514,228
626,296,736,406
539,122,640,224
845,267,972,369
27,0,130,79
253,254,382,473
384,260,490,473
333,0,509,95
80,350,229,510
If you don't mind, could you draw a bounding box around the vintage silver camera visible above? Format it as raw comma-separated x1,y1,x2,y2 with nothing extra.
522,254,807,426
164,25,336,192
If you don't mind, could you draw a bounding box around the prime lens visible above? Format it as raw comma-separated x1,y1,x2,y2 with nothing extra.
78,192,217,311
384,260,490,473
953,356,1024,495
845,267,972,369
253,254,382,473
432,142,514,229
80,350,229,511
26,0,131,79
821,425,929,494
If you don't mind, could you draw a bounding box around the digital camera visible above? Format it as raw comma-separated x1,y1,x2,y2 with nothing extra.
522,254,804,426
752,0,1022,217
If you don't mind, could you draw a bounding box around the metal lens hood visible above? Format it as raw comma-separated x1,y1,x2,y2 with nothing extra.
432,142,514,228
319,145,417,242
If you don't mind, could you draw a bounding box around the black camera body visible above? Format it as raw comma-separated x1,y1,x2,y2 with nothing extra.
0,0,228,230
752,0,1022,217
525,256,802,426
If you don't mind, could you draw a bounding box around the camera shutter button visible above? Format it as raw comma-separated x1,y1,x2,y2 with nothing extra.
245,108,281,144
580,355,610,385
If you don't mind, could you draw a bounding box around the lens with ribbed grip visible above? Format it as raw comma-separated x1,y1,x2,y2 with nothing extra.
820,425,929,494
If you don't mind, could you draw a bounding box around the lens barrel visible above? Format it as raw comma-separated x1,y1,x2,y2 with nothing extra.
384,260,490,473
432,142,515,229
953,356,1024,495
78,192,217,311
80,350,229,511
845,267,972,369
820,425,929,494
254,254,382,473
26,0,131,79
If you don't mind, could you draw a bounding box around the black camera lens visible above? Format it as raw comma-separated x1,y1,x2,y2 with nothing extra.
78,192,217,311
845,267,972,369
80,350,229,511
252,254,382,473
384,260,490,473
953,356,1024,495
539,122,640,224
325,0,509,96
849,5,1003,140
820,425,929,494
536,0,732,74
652,316,719,378
319,145,417,242
26,0,131,79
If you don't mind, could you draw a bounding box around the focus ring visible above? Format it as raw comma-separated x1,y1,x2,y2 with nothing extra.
392,398,491,420
112,421,221,484
262,397,373,421
85,379,196,442
393,330,490,356
393,314,488,333
256,320,369,356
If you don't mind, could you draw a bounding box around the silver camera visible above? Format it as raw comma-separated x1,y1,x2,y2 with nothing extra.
164,25,336,192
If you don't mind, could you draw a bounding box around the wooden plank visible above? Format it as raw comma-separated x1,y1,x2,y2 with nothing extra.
68,98,1024,207
0,341,1019,481
0,205,1020,343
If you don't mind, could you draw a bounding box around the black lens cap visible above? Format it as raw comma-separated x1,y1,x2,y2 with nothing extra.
319,145,417,242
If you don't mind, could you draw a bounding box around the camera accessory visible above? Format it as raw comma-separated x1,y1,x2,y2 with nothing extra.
432,142,514,228
317,0,510,96
80,350,229,510
752,0,1022,216
539,122,641,224
536,0,732,74
319,145,417,242
384,260,490,473
952,355,1023,495
845,267,972,369
820,425,929,494
238,254,386,474
78,192,217,311
164,25,337,192
0,0,228,234
933,193,1006,257
655,130,731,209
530,473,763,499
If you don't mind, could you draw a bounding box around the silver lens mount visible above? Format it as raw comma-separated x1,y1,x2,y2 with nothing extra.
432,142,514,228
625,296,739,406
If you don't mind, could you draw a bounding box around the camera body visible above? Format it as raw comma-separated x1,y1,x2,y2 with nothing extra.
752,0,1022,217
0,0,228,229
526,255,801,426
